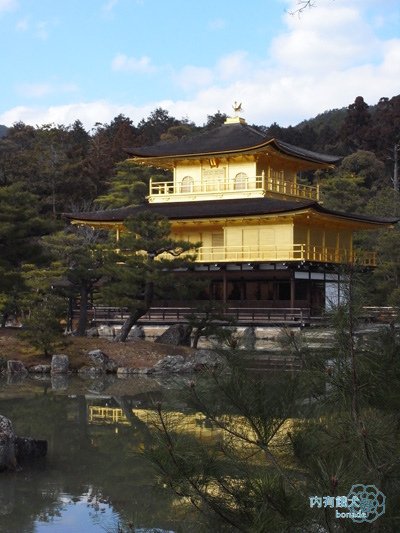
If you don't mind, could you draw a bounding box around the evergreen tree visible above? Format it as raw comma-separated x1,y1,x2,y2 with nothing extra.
319,173,370,213
100,212,198,342
339,150,387,189
0,185,51,325
204,111,228,130
21,294,65,357
137,108,179,145
341,96,372,152
148,273,400,531
42,226,111,336
95,161,170,208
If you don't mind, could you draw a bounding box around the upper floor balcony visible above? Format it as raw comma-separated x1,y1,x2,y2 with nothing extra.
148,170,320,203
195,244,376,267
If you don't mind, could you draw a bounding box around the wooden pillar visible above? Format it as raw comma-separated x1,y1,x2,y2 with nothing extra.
222,269,227,305
307,271,312,311
240,277,246,302
349,234,353,263
336,232,340,262
290,272,295,310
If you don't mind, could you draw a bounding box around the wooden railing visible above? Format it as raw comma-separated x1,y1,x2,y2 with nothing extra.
196,244,376,266
90,306,311,326
149,171,319,201
85,305,397,327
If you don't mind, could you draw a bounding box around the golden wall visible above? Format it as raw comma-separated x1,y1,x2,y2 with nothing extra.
172,217,355,264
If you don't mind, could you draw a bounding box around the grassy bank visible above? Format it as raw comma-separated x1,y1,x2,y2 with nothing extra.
0,328,193,370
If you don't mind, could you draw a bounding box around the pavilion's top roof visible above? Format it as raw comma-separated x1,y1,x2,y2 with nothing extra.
126,121,341,165
65,197,398,226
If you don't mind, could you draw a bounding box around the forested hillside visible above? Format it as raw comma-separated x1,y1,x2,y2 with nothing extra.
0,95,399,214
0,94,399,323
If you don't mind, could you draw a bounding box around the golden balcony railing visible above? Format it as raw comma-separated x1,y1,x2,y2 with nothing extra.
149,171,319,202
196,245,376,266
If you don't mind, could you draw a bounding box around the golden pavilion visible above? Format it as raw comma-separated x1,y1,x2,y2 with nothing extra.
67,114,397,315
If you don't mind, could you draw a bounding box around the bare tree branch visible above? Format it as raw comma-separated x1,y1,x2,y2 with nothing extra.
287,0,317,16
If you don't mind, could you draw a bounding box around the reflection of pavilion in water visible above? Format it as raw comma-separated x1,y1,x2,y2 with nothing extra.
88,404,291,450
89,405,220,441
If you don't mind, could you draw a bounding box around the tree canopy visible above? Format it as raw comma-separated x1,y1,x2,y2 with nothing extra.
100,211,199,341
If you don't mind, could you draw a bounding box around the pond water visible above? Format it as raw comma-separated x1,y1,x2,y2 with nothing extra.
0,373,221,533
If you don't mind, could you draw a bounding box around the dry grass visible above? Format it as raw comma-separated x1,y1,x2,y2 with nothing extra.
0,328,194,370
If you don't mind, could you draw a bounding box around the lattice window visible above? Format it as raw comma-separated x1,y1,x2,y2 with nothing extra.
180,176,194,193
234,172,248,190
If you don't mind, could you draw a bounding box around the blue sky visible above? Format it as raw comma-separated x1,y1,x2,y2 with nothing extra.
0,0,400,130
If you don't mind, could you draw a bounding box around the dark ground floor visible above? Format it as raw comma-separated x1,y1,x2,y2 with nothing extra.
156,262,350,314
74,262,363,328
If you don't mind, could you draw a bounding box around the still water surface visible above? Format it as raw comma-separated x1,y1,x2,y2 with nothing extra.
0,373,217,533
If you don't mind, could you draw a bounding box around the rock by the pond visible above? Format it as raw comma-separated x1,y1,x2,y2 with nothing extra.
86,327,99,337
117,366,154,375
6,360,28,375
117,367,132,375
152,355,186,373
192,349,222,370
51,354,69,374
151,350,222,374
240,327,256,350
28,364,51,374
87,349,117,372
0,415,47,472
135,367,154,374
128,325,145,339
155,324,192,346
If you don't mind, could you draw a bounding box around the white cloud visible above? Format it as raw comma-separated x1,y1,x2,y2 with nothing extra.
0,0,17,14
0,100,157,130
2,0,400,130
111,53,155,73
216,51,250,81
273,3,380,72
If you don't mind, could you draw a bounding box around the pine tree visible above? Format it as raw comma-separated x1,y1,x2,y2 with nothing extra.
42,226,111,336
100,212,198,342
147,271,400,531
0,184,52,325
95,161,170,208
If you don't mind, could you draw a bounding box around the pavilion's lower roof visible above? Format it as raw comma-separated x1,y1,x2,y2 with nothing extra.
65,198,398,226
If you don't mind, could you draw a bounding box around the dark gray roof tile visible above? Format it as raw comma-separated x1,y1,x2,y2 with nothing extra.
65,197,398,225
127,122,341,165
